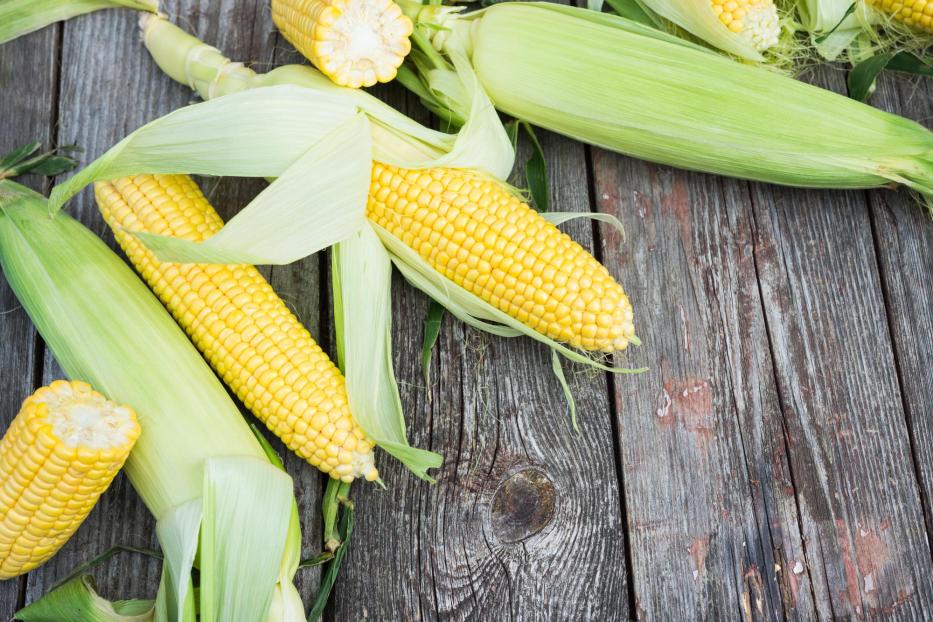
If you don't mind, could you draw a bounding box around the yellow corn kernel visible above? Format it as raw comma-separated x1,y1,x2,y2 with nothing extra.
95,175,378,483
0,381,139,579
710,0,781,50
368,163,635,352
272,0,413,88
867,0,933,32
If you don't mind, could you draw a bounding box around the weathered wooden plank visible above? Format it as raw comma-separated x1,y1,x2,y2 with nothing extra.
592,151,815,620
864,73,933,546
748,69,933,618
23,0,325,606
331,102,630,619
0,23,61,617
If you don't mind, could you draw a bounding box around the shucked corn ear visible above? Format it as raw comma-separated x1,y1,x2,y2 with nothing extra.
95,174,379,483
273,0,413,87
709,0,781,49
368,163,635,351
136,17,636,354
0,381,138,579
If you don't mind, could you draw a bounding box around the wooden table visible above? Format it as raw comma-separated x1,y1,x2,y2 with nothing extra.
1,2,931,619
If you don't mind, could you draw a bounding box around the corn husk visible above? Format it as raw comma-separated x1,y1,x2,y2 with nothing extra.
0,182,304,622
795,0,932,62
0,0,157,45
407,2,932,200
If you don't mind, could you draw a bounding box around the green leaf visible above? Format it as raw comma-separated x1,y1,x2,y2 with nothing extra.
886,52,933,78
521,122,549,212
0,142,40,169
307,501,354,622
16,575,154,622
848,52,896,102
421,300,446,382
0,142,78,181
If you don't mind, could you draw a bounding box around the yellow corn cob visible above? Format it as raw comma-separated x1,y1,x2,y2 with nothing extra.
866,0,933,32
95,175,378,483
272,0,413,88
0,380,139,579
710,0,781,50
368,163,635,352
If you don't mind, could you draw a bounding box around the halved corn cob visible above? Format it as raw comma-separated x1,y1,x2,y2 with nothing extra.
95,174,379,483
368,163,635,352
710,0,781,49
866,0,933,32
0,380,139,579
272,0,413,87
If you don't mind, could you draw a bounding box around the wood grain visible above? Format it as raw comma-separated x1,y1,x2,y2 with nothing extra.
0,23,61,617
330,101,631,620
865,73,933,547
591,152,815,621
748,69,933,619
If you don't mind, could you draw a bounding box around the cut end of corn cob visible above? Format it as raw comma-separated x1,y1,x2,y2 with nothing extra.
711,0,781,51
867,0,933,33
272,0,413,88
367,163,636,353
95,175,379,483
0,380,139,579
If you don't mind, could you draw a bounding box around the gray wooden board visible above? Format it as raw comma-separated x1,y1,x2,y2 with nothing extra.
1,3,932,620
747,68,933,620
591,152,817,621
867,73,933,547
0,22,60,616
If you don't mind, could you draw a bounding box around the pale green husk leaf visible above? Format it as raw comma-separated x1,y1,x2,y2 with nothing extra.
134,112,372,265
15,575,154,622
0,0,157,45
153,500,201,622
333,225,444,480
199,457,295,622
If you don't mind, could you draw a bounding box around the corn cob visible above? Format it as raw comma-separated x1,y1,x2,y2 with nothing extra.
0,380,139,579
710,0,781,49
866,0,933,32
272,0,413,87
368,163,635,352
95,175,378,483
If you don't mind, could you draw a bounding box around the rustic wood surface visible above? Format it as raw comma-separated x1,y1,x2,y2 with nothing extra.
0,1,930,619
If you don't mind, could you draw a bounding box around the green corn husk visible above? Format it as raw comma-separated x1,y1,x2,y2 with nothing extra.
0,181,304,622
404,2,932,200
0,0,158,45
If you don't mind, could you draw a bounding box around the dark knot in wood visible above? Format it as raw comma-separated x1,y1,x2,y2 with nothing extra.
490,468,556,543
